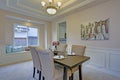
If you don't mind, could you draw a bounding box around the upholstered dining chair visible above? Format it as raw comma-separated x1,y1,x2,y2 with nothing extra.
57,44,67,56
71,45,86,56
70,45,86,78
29,46,42,80
37,49,71,80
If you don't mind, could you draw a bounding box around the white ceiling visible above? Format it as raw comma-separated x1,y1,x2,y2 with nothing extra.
0,0,109,21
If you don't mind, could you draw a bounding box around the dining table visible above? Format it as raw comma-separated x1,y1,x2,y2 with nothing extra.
54,55,90,80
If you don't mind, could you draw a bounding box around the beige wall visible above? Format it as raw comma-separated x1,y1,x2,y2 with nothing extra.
0,9,52,66
52,0,120,49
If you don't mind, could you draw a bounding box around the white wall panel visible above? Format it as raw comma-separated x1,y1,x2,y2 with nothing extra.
85,46,120,77
86,51,106,68
109,52,120,72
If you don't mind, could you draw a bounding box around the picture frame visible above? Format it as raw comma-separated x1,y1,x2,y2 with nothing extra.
81,19,109,40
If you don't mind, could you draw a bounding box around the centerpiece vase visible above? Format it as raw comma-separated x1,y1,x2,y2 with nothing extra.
54,46,58,55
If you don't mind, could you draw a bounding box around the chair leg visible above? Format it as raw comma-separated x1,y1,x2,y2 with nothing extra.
42,76,45,80
37,70,39,73
33,67,35,78
39,71,41,80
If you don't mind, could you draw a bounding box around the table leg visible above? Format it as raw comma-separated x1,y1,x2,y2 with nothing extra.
63,67,67,80
79,65,82,80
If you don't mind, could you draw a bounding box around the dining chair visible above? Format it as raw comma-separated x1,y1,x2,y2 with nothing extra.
70,45,86,79
37,49,71,80
57,44,67,56
29,46,42,80
71,45,86,56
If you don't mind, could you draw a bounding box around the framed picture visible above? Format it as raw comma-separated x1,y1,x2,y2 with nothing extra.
81,19,109,40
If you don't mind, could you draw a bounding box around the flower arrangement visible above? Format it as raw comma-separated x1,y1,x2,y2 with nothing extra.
52,41,60,55
52,41,60,49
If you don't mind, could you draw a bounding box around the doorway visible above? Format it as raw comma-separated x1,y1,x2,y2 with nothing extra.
58,22,66,44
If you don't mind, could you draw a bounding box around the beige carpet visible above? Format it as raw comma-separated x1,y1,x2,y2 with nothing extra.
0,61,120,80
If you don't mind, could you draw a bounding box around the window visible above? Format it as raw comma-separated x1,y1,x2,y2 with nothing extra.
14,25,38,47
6,24,39,53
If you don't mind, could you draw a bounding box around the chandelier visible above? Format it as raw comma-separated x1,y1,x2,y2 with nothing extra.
41,0,62,15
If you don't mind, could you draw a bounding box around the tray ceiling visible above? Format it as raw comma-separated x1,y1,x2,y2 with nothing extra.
0,0,109,21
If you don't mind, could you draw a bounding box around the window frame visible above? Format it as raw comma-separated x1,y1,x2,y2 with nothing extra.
13,24,39,47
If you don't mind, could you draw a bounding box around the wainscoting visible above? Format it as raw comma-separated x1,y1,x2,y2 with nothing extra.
85,46,120,77
0,45,120,77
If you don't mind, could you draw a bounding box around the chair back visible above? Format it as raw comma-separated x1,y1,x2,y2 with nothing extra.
29,46,41,70
38,49,55,80
57,44,67,55
71,45,86,56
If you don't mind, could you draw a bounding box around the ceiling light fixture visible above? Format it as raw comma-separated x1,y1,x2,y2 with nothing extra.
41,0,62,15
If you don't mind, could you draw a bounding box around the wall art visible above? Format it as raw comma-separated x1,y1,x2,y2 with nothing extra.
81,19,109,40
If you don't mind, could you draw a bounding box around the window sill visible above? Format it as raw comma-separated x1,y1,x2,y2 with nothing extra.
6,51,30,54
